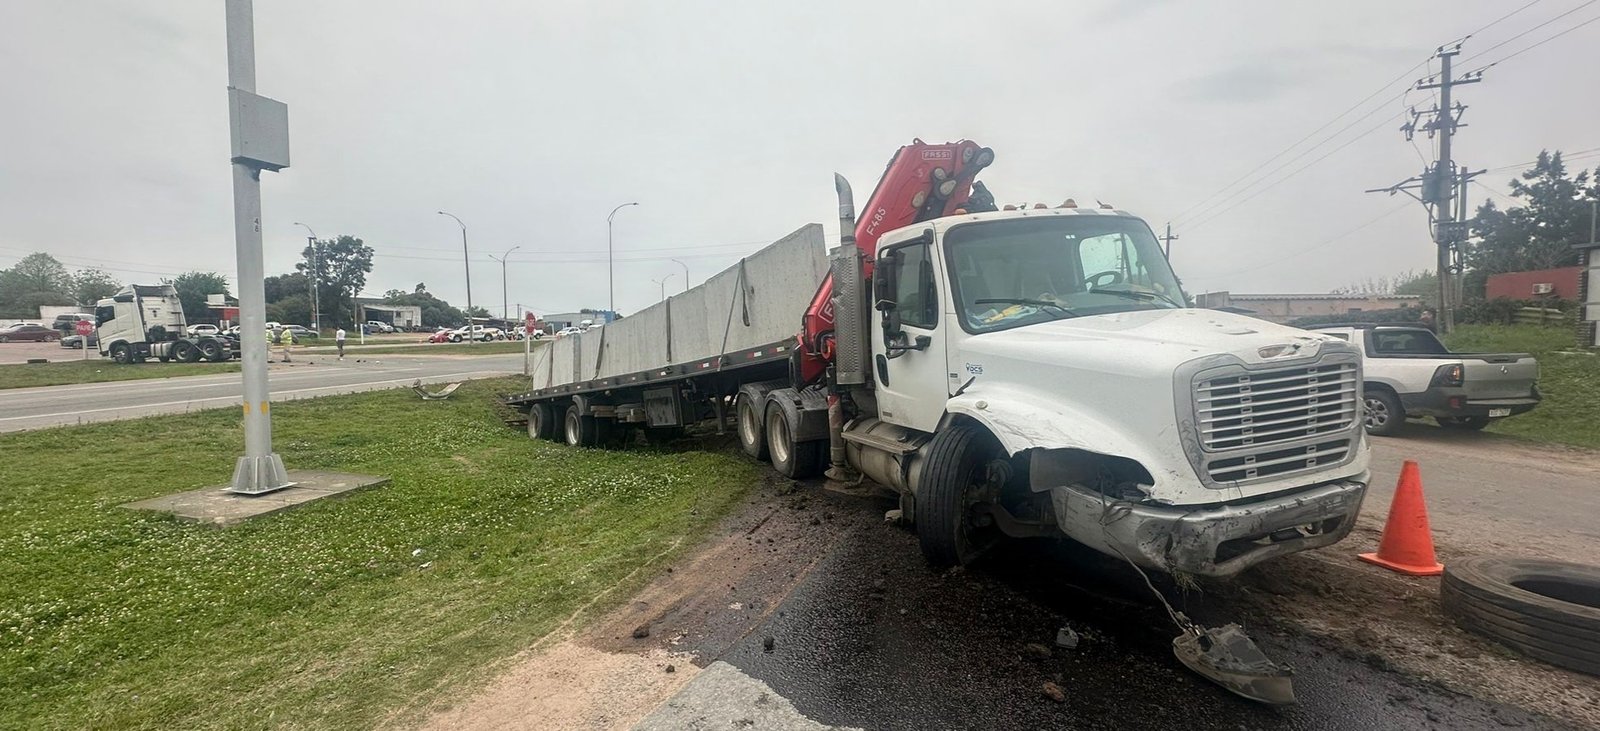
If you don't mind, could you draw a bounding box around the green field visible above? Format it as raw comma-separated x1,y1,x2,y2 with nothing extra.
1443,324,1599,450
0,378,758,729
0,359,240,390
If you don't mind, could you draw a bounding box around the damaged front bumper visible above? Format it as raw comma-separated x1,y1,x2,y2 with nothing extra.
1050,476,1368,578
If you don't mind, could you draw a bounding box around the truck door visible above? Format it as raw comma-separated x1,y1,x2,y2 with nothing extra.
871,237,948,432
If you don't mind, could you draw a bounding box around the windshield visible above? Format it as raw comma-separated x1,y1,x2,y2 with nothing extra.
944,215,1185,333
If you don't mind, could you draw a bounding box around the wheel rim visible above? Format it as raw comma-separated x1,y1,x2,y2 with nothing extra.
738,399,760,448
767,408,791,465
1364,397,1389,428
565,410,580,445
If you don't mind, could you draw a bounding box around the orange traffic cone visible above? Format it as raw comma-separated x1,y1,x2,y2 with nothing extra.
1358,460,1444,576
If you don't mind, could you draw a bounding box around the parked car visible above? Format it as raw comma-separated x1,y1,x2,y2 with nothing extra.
427,328,454,343
556,326,582,338
60,333,100,349
188,324,220,336
449,325,501,342
0,323,61,342
52,313,95,332
280,324,318,340
365,320,395,334
1309,324,1541,435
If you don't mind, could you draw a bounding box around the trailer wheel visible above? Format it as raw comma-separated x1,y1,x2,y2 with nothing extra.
564,404,598,447
917,424,1004,568
527,403,558,441
737,388,770,461
110,343,132,364
765,399,822,479
198,339,225,362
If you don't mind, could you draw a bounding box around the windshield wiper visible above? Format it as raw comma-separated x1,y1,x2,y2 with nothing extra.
1089,287,1184,309
974,297,1078,317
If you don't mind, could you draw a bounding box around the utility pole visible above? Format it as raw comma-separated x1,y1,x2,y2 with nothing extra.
652,274,675,302
1366,42,1483,334
224,0,293,494
437,211,473,347
293,222,319,332
1159,223,1179,258
488,245,520,320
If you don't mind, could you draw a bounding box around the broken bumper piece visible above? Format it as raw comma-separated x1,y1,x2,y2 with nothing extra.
1051,477,1368,577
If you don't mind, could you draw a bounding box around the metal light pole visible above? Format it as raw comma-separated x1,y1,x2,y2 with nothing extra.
607,202,638,318
488,245,520,319
670,258,689,292
292,221,318,332
224,0,292,494
438,210,473,346
652,274,675,302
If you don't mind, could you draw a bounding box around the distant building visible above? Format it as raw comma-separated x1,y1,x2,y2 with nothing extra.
353,297,423,330
1195,292,1422,324
1574,243,1600,347
1484,266,1583,301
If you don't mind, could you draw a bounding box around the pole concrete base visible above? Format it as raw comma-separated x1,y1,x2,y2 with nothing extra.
227,453,296,495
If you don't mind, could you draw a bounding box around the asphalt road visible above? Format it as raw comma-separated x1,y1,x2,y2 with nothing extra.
0,352,526,432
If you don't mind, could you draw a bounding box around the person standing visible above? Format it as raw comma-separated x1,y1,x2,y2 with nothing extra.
335,326,347,359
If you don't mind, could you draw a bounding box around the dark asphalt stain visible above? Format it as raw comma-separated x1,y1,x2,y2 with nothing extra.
717,489,1569,730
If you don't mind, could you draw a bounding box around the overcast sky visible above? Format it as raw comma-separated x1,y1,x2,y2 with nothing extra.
2,0,1597,317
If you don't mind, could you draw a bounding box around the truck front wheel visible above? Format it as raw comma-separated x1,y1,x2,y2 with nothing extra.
110,343,132,364
917,425,1004,568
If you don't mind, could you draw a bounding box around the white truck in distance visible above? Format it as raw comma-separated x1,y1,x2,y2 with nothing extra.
95,284,238,363
509,140,1370,578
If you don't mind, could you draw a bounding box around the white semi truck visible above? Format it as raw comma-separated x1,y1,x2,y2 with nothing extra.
507,140,1370,578
95,284,238,364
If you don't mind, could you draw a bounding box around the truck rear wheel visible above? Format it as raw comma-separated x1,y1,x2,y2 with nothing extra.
917,425,1003,568
765,399,822,479
737,389,769,461
527,403,558,441
1363,388,1404,437
198,339,225,362
564,404,598,447
173,341,201,363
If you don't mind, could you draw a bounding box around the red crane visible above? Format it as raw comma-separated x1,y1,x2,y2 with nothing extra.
796,139,995,385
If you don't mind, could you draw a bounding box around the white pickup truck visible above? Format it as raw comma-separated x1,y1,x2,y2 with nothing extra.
1308,324,1540,435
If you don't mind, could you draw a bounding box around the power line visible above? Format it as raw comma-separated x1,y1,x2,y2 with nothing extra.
1485,146,1600,172
1458,0,1549,42
1462,10,1600,73
1169,64,1424,226
1183,110,1405,233
1459,0,1597,66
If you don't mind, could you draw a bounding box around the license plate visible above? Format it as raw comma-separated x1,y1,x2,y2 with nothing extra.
1489,408,1511,417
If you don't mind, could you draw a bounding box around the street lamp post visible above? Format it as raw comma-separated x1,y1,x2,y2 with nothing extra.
437,210,473,347
670,257,689,292
292,222,318,332
488,245,520,320
652,274,675,302
607,202,638,319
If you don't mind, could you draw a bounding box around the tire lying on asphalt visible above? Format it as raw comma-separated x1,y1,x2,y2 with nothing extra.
1441,555,1600,676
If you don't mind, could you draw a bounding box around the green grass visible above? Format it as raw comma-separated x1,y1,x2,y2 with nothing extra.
301,340,539,356
0,378,758,730
1443,324,1600,450
0,360,240,390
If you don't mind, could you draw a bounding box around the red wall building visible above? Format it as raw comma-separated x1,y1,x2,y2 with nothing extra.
1484,266,1583,300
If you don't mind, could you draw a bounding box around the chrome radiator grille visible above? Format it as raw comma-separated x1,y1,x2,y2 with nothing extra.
1193,361,1359,484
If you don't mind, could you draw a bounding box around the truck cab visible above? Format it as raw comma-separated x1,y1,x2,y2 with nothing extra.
846,207,1370,577
96,285,237,364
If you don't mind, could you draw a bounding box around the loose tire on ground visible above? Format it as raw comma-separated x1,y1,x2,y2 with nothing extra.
1363,387,1404,436
916,424,1004,568
764,398,822,479
563,404,598,448
527,403,558,441
1441,556,1600,676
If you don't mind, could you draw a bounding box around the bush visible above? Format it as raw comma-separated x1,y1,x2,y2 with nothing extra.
1452,297,1575,327
1287,308,1426,328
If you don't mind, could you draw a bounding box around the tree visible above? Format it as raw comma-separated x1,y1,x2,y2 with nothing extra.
381,282,465,327
164,271,231,323
297,235,374,328
265,294,311,327
1466,150,1600,297
71,268,122,306
264,272,311,304
0,253,74,317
